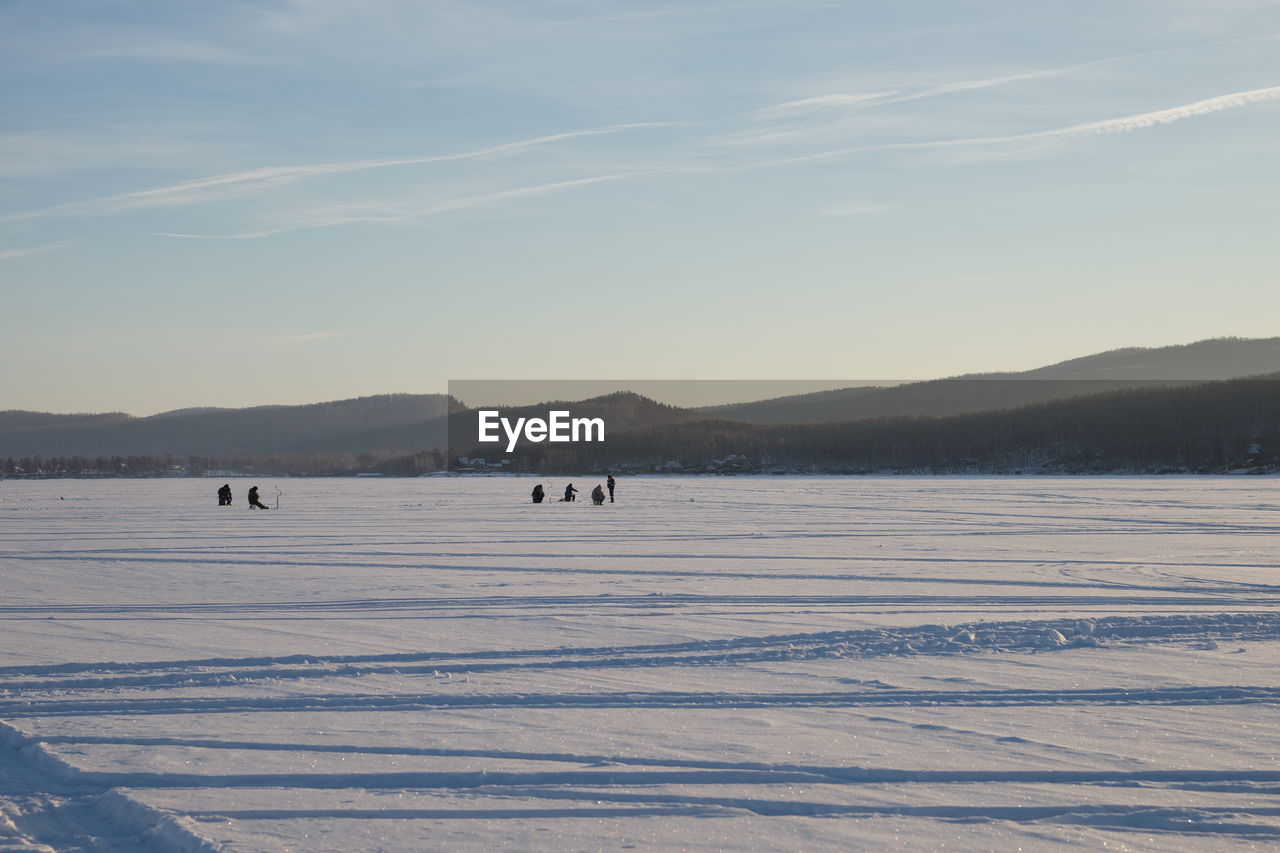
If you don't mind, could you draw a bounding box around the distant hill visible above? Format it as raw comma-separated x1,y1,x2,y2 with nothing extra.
8,337,1280,465
500,376,1280,474
702,337,1280,424
0,394,453,459
1017,337,1280,380
0,411,133,432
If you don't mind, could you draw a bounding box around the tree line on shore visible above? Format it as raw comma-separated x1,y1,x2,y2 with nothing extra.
2,450,449,478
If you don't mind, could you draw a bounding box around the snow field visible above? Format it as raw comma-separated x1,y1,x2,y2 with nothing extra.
1,476,1278,851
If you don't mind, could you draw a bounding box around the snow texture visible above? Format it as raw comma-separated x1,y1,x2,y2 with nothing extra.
1,476,1278,851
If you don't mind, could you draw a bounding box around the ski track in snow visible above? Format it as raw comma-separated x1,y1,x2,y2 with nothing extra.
1,476,1279,851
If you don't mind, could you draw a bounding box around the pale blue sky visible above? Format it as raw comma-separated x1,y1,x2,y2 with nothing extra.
3,0,1279,414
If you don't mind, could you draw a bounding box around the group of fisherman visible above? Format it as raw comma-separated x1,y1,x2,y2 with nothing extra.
531,475,615,506
216,483,271,509
216,479,616,511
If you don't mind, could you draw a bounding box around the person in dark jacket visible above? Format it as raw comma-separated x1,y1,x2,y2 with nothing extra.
563,484,577,502
606,475,615,503
217,484,232,506
532,484,545,504
248,486,270,509
591,484,606,505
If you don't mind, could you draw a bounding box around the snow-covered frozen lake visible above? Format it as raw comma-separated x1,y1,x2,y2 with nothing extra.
1,476,1278,852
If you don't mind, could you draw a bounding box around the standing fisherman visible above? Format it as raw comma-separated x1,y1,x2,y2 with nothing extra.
606,475,616,503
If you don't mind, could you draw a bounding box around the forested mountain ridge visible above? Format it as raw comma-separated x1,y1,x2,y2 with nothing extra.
6,337,1280,472
480,376,1280,474
702,337,1280,424
0,394,454,458
1016,336,1280,380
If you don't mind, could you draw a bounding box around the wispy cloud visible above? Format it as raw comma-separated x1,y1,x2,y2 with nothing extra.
756,60,1126,122
3,123,672,223
750,85,1280,167
1003,85,1280,141
756,91,900,116
0,119,259,179
752,73,1053,130
146,84,1280,238
757,34,1267,121
724,66,1089,149
732,42,1250,150
157,173,636,239
0,241,70,262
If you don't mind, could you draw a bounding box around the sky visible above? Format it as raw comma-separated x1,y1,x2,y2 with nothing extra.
3,0,1279,415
